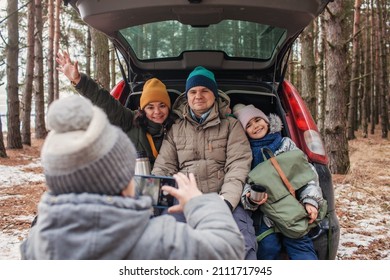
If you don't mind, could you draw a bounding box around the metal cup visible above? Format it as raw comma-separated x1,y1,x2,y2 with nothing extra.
250,184,267,201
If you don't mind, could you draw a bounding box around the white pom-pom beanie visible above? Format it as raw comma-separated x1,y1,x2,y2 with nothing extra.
41,95,136,195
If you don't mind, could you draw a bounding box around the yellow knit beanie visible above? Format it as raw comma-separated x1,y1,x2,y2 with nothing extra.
140,78,171,110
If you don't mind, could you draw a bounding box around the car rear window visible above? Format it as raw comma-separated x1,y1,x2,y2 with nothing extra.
120,20,286,61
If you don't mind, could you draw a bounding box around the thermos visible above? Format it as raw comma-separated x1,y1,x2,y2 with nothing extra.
134,151,151,175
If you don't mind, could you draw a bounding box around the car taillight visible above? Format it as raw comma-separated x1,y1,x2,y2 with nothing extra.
110,80,126,104
303,130,327,156
282,81,328,165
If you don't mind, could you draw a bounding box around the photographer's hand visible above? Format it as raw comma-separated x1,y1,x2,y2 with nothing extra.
161,172,202,213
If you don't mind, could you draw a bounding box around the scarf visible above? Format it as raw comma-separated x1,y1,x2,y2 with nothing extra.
146,119,166,153
249,132,282,168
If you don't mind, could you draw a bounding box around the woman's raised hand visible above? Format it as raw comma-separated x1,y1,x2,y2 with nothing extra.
56,50,81,85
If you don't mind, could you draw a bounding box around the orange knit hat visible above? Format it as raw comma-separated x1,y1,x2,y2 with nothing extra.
140,78,171,110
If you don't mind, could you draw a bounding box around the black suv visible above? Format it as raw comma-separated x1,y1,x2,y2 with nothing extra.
64,0,340,259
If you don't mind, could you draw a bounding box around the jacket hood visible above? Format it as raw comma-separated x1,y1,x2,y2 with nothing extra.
172,90,231,119
21,192,153,259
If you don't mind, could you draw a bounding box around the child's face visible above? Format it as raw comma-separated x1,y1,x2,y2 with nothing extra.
246,117,269,139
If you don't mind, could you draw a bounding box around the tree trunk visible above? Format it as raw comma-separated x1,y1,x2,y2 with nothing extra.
53,0,61,100
361,10,370,138
0,118,7,157
347,0,362,140
34,0,47,139
323,0,350,174
287,56,295,86
110,43,116,89
370,0,376,135
293,43,302,92
86,28,91,77
47,0,55,105
21,0,35,146
6,0,23,149
46,0,54,105
316,16,326,135
301,22,317,122
90,28,110,89
377,0,388,139
373,2,380,129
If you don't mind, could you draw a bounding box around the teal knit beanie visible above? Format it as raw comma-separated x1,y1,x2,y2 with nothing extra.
185,66,218,98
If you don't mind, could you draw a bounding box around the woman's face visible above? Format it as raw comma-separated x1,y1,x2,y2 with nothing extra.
143,102,169,124
245,117,269,139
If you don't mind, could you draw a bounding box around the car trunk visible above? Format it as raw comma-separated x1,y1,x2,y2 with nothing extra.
64,0,331,85
63,0,340,260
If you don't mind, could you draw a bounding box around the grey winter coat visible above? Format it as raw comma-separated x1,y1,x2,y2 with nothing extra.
152,91,252,209
20,192,245,260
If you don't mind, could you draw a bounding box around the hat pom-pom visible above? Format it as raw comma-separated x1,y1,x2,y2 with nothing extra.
47,96,94,133
232,103,246,114
268,113,283,134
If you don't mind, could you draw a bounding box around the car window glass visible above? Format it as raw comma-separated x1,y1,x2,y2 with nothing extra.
119,20,286,61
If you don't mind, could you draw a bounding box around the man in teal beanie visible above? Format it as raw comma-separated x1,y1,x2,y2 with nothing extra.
153,66,256,259
185,66,219,98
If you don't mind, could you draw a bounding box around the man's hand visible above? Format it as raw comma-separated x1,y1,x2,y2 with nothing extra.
161,172,202,213
56,50,81,85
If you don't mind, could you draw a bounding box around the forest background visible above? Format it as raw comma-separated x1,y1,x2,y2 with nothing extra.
0,0,388,261
0,0,389,173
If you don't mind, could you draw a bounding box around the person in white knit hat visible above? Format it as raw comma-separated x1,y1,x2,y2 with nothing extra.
233,103,325,260
20,95,245,260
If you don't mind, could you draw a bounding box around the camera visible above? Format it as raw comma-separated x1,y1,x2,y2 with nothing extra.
133,175,177,208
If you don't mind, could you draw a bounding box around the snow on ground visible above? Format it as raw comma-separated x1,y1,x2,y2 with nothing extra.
0,160,44,259
0,230,30,260
0,161,389,260
0,162,45,187
334,182,390,260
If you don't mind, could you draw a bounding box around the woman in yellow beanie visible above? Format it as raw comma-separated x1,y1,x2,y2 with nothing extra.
56,50,174,167
137,77,172,125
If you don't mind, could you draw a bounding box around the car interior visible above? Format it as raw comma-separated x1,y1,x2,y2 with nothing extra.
123,85,290,139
